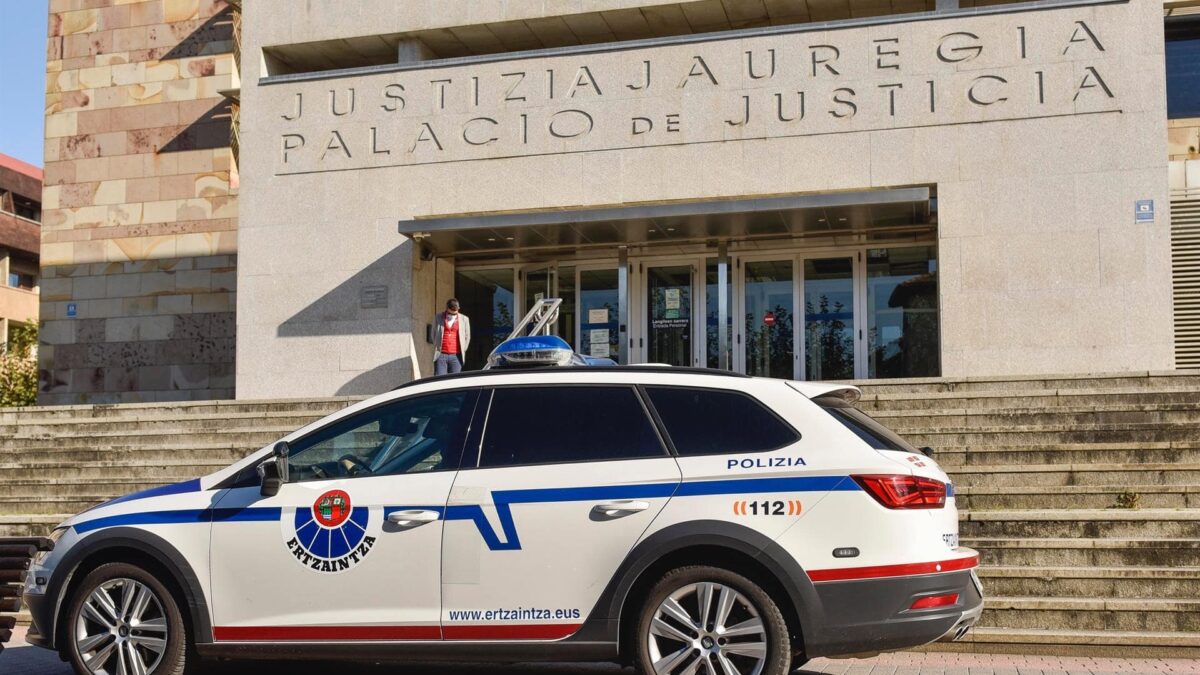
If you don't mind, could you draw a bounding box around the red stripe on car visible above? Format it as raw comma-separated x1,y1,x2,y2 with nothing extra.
807,555,978,582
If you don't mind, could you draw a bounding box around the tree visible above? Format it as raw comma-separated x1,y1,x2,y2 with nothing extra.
0,320,38,407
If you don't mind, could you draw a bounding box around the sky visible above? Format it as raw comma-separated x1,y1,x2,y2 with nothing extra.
0,0,50,168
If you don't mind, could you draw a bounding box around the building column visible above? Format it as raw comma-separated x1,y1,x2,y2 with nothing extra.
718,241,730,371
618,246,629,365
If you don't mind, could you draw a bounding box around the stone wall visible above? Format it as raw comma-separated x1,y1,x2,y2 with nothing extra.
39,0,238,404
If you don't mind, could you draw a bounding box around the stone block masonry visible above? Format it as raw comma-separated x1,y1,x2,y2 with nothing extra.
40,0,238,404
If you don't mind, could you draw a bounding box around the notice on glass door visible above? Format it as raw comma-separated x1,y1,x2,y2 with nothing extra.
588,308,608,324
664,288,681,310
589,329,609,345
589,343,611,358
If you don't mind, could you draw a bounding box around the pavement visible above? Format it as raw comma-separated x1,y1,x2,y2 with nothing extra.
3,627,1198,675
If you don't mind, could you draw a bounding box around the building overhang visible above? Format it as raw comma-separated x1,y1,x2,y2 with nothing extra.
398,187,933,258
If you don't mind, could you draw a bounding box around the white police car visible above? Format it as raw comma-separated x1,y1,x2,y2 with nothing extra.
22,334,981,675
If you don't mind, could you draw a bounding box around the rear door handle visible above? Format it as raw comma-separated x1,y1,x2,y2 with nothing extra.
387,509,441,527
592,500,651,518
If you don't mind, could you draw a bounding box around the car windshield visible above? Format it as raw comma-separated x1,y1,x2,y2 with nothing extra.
815,396,919,454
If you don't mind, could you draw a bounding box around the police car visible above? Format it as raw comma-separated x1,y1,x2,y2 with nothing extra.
22,329,982,675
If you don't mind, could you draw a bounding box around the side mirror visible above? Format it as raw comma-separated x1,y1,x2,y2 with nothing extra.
920,446,935,458
258,441,290,497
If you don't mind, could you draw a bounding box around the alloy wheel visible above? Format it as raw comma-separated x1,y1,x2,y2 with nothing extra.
646,581,769,675
74,578,169,675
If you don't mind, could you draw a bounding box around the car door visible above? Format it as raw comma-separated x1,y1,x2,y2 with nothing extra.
440,383,681,640
208,388,481,641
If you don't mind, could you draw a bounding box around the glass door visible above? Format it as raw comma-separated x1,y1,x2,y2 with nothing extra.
802,257,856,380
522,265,555,313
519,263,576,348
740,259,796,379
454,268,516,370
578,267,620,362
644,264,695,367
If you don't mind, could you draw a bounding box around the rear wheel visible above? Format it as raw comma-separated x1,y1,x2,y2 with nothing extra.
633,565,791,675
64,562,188,675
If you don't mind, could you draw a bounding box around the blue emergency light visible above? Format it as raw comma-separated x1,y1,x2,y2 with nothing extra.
486,335,586,369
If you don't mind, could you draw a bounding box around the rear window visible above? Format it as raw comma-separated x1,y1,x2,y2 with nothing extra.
645,386,800,456
816,397,917,453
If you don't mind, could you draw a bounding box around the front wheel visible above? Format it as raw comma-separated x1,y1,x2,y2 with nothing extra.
633,565,792,675
64,562,188,675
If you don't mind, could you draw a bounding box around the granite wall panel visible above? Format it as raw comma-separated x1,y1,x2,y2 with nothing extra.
39,0,237,404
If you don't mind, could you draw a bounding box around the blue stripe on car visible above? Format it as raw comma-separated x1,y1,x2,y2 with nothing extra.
72,475,859,548
92,478,203,509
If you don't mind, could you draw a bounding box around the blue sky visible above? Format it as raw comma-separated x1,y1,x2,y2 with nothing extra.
0,0,50,167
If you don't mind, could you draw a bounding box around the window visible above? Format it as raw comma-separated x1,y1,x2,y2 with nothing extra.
644,387,799,456
8,272,35,290
286,389,478,482
866,246,939,379
815,396,917,454
1167,17,1200,119
478,386,666,467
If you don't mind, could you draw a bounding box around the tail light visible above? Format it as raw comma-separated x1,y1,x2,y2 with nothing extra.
910,593,959,610
853,474,946,509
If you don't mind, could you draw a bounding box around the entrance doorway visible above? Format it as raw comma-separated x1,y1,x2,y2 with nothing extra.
453,245,939,379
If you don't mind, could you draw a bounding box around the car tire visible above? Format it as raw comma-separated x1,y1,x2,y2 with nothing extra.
633,565,792,675
64,562,189,675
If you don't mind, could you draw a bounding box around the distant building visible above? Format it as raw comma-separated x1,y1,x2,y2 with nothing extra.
38,0,1200,402
0,153,41,352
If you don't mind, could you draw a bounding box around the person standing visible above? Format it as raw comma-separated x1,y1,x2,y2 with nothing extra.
433,299,471,376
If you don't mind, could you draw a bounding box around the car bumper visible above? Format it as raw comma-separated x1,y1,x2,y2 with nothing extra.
21,591,54,650
803,567,984,658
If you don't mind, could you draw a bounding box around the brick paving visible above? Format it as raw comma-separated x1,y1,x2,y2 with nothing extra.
2,627,1198,674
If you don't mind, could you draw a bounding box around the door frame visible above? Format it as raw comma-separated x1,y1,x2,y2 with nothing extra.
630,254,706,366
572,260,620,359
733,249,868,381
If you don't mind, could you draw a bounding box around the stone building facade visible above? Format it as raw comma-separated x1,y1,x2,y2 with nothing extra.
236,0,1175,399
39,0,238,404
38,0,1200,402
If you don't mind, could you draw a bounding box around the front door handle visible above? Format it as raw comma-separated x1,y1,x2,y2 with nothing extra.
592,500,651,518
387,509,441,527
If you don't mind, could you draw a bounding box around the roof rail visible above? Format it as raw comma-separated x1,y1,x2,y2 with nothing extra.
392,365,750,391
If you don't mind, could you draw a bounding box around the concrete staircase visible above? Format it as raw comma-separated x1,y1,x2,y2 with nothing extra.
2,371,1199,656
856,371,1200,657
0,398,356,537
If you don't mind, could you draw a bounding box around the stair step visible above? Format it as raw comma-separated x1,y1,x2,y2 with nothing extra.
955,484,1200,509
0,408,333,430
959,509,1200,539
0,462,223,481
850,370,1200,395
978,566,1200,597
861,387,1200,411
934,626,1200,657
979,596,1200,632
873,403,1200,428
1,428,296,450
947,463,1200,487
0,515,66,537
905,426,1200,446
0,397,358,422
936,443,1200,467
964,537,1200,567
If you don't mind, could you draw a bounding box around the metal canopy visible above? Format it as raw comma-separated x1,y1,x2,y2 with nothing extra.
399,188,933,258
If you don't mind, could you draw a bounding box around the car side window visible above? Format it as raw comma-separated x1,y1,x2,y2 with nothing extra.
477,386,667,468
644,386,799,456
286,389,478,482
